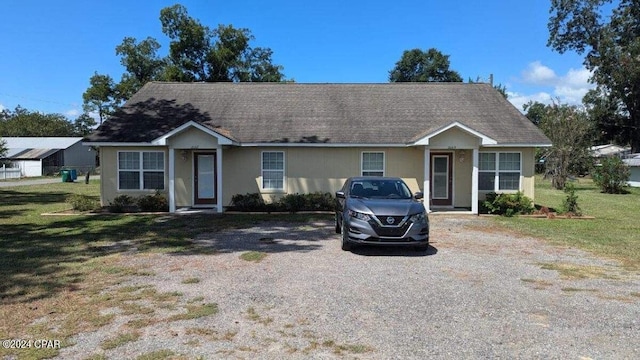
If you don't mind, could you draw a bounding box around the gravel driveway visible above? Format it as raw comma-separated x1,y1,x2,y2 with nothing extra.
61,215,639,359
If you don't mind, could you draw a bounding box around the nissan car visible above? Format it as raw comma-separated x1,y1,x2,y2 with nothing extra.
335,177,429,251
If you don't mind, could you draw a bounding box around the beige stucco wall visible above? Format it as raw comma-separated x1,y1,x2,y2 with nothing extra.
221,146,424,206
99,143,538,210
100,146,169,206
477,146,536,200
429,128,481,149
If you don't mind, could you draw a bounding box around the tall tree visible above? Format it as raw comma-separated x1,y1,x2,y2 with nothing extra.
83,4,286,116
0,137,7,159
548,0,640,152
82,73,118,125
73,113,98,137
0,106,76,136
389,48,463,82
537,102,594,189
523,101,548,127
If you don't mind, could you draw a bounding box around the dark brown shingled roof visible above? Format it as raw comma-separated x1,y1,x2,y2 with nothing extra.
86,82,551,145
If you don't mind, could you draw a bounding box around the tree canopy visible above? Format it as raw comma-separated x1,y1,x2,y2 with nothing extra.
0,106,93,137
548,0,640,152
525,101,593,189
389,48,463,82
83,4,286,119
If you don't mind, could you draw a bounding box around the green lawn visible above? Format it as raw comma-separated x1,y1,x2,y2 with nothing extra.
0,181,329,359
1,178,638,358
494,175,640,270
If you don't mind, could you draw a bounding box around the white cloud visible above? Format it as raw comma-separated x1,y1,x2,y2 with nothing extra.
65,108,81,118
508,91,553,112
510,62,595,111
0,103,5,112
522,61,557,85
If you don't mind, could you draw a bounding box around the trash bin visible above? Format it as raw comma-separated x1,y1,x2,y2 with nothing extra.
70,169,77,181
61,170,70,182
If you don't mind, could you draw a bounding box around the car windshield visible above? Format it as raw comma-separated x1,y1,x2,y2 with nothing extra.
349,179,413,199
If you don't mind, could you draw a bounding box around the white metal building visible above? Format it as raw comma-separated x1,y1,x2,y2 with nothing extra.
1,137,96,177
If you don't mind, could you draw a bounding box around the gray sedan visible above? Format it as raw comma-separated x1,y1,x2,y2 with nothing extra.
335,177,429,251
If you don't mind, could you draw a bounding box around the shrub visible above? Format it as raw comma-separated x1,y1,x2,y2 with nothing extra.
109,194,137,213
280,193,307,213
230,193,265,211
483,192,534,217
67,194,100,212
592,157,630,194
304,192,335,210
137,191,168,212
560,182,581,216
229,192,335,212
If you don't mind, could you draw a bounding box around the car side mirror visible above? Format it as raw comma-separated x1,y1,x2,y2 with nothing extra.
414,191,424,199
335,191,345,199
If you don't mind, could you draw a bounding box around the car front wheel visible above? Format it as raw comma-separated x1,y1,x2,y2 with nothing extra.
341,220,352,251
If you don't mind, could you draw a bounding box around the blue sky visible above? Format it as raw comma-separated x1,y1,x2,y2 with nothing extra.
0,0,593,120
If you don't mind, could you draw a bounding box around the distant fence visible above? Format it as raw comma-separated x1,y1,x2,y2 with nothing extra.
0,164,21,180
43,165,98,176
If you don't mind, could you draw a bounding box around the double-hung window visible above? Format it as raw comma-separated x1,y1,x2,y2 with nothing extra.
118,151,165,190
478,152,521,191
262,151,284,190
362,152,385,176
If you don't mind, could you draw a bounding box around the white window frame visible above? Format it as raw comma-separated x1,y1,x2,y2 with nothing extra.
478,151,522,192
361,151,385,176
117,150,166,191
261,151,285,191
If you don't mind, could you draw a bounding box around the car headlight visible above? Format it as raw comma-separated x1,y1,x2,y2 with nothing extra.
348,210,371,221
410,212,427,223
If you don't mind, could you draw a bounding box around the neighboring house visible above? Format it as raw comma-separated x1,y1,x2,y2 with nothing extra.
623,154,640,187
591,144,632,159
1,137,97,177
84,82,551,214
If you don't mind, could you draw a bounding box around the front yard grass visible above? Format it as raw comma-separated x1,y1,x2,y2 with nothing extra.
1,177,638,358
0,181,329,359
494,175,640,270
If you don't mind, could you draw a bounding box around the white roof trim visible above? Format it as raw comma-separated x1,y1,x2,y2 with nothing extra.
241,143,408,147
83,142,165,147
151,121,235,145
482,143,552,148
412,121,497,146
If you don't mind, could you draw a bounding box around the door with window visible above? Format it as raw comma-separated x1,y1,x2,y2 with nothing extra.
194,153,216,205
430,153,453,206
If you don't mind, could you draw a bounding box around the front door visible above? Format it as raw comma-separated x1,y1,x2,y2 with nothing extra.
194,153,216,205
431,153,453,206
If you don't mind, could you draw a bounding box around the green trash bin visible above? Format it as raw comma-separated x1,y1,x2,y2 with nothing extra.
70,169,77,181
61,170,70,182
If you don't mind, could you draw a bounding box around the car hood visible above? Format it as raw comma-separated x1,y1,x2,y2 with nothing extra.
347,198,425,216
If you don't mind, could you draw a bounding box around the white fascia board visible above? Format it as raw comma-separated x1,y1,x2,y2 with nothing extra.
481,143,553,148
240,142,408,147
151,121,235,145
82,142,162,147
413,121,497,146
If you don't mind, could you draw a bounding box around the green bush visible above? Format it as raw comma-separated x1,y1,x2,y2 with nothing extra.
280,193,307,213
304,192,335,210
137,191,168,212
592,157,630,194
560,182,581,216
109,194,137,213
230,193,266,211
482,192,534,217
67,194,100,212
229,192,335,212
